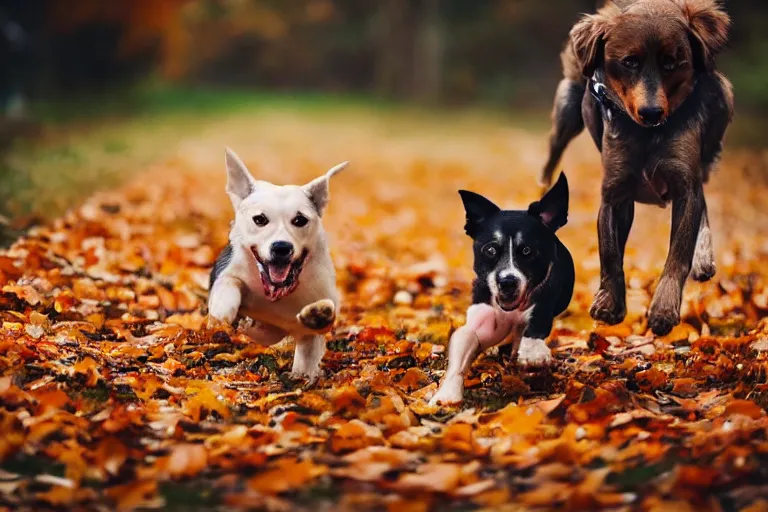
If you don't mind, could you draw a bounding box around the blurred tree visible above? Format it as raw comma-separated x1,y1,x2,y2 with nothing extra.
412,0,445,104
4,0,767,116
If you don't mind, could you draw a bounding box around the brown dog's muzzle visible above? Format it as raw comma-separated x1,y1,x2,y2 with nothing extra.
627,83,669,127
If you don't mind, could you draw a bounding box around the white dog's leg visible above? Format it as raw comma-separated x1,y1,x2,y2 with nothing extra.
517,337,553,367
291,334,326,381
242,322,288,347
208,276,242,324
430,304,517,405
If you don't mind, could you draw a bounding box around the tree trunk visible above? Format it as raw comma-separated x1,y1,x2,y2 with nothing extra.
372,0,411,99
411,0,444,104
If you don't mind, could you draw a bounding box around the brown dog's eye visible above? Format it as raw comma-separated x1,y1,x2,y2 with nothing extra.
661,56,677,72
622,56,640,70
481,242,499,259
253,214,269,227
292,213,309,227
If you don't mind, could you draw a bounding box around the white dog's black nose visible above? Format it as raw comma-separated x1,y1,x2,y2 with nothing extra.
270,241,294,261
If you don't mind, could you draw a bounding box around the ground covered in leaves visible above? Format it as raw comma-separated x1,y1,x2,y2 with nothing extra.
3,109,768,510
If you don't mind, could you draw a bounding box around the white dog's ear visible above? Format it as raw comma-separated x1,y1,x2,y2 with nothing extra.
302,161,348,215
225,148,256,208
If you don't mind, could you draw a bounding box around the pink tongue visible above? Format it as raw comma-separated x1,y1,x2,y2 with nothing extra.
268,264,291,284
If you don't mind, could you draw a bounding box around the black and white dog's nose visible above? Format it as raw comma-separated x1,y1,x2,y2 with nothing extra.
270,241,294,261
497,274,520,295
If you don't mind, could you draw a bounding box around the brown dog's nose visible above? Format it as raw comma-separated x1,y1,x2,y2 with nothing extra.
638,106,664,126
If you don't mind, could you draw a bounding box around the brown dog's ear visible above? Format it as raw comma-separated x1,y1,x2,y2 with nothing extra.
676,0,730,70
570,6,617,77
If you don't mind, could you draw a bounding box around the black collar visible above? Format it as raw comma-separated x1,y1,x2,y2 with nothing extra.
589,69,621,122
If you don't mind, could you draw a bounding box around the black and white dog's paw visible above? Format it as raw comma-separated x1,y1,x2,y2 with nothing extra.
297,299,336,332
516,337,553,367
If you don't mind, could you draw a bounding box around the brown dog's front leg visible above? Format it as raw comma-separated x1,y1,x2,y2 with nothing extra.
648,184,705,336
590,198,634,325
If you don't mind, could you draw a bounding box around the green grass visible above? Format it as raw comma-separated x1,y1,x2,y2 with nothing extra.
29,84,399,125
4,85,401,229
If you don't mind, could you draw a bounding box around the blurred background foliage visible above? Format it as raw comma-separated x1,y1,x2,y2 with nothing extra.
2,0,766,111
0,0,766,239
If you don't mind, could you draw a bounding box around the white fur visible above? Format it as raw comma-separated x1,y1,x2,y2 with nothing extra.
497,234,527,292
487,232,528,309
208,148,347,379
692,220,715,279
292,335,326,380
517,337,552,366
487,272,499,301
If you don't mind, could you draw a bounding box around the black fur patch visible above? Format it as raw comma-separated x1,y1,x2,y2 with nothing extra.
209,243,234,290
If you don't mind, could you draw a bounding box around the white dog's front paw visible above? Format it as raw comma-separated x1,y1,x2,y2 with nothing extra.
208,281,241,325
517,337,553,367
208,301,239,325
429,375,464,406
297,299,336,332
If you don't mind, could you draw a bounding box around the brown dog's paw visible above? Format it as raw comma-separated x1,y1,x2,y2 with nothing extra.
647,308,679,337
691,260,716,282
648,278,682,336
647,297,680,337
297,299,336,332
589,288,626,325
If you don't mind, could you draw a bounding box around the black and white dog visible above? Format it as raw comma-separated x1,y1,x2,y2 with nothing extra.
431,173,575,404
208,148,347,380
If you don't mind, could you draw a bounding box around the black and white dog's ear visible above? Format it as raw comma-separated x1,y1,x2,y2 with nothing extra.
303,161,348,215
458,190,500,238
528,172,569,231
225,148,257,209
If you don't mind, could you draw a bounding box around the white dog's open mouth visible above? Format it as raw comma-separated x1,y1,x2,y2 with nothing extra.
252,248,309,301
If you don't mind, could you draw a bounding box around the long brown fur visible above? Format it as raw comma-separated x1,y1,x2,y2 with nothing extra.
540,0,734,336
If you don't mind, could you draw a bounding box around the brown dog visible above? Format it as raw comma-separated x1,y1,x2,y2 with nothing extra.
541,0,733,336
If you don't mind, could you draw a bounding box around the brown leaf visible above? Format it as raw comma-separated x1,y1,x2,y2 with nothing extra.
248,458,327,495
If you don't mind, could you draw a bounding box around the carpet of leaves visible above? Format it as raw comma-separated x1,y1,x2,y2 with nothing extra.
2,113,768,511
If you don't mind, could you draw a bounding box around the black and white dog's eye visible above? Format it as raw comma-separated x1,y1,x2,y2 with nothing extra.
481,243,499,259
521,246,532,256
292,213,309,227
253,214,269,227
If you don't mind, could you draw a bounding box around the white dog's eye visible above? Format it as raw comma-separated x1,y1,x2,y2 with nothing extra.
292,213,309,227
253,214,269,227
481,242,499,259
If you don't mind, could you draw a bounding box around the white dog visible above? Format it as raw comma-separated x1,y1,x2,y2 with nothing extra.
208,148,347,380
